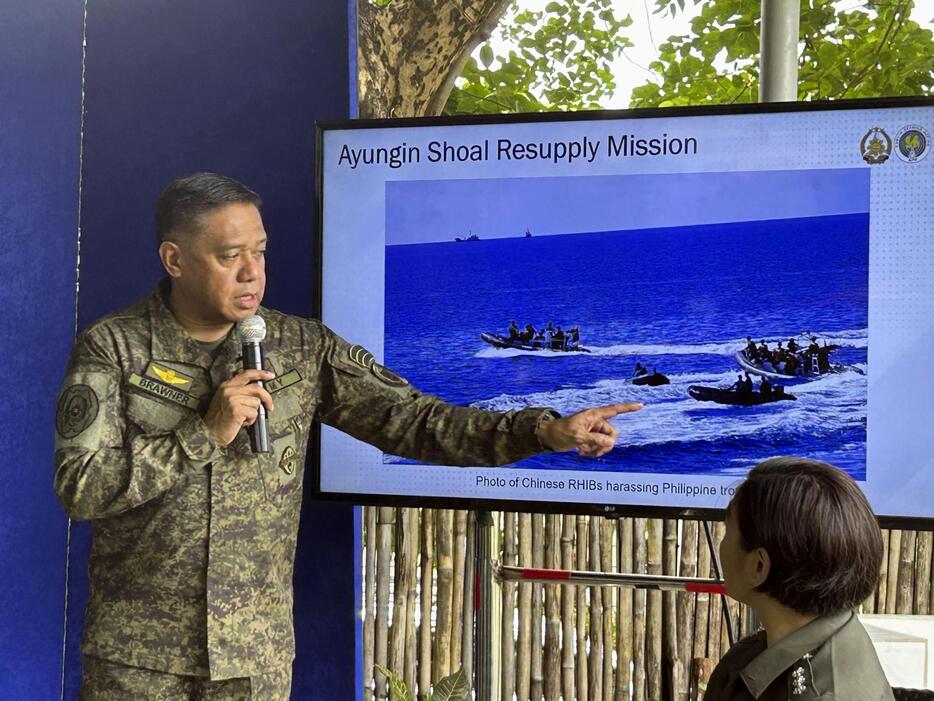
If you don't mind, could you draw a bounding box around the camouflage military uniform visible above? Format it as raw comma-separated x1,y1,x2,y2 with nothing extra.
55,282,554,696
703,611,895,701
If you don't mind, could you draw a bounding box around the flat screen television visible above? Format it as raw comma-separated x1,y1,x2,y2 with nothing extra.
314,97,933,526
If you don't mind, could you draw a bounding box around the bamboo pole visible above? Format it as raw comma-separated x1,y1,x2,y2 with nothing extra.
885,529,901,614
706,522,725,661
502,512,517,701
517,513,533,701
916,530,932,615
577,517,590,701
896,530,916,614
662,519,680,701
451,510,468,669
544,514,561,701
692,523,711,663
375,506,394,699
589,516,604,701
531,513,545,701
632,518,647,701
676,521,697,701
877,529,889,614
646,519,663,701
390,508,409,676
364,506,378,700
461,511,475,683
434,509,454,680
417,509,434,701
602,519,615,701
615,518,634,701
690,659,716,701
404,508,419,692
561,515,576,701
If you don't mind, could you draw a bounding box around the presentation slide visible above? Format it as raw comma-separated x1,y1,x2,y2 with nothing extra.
316,99,933,522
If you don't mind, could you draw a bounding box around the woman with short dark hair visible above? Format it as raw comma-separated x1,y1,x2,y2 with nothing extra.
705,456,894,700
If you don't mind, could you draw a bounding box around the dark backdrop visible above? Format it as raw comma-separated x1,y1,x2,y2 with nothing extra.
0,1,357,698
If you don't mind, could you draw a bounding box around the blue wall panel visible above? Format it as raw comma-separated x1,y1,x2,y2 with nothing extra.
62,1,353,698
0,0,84,698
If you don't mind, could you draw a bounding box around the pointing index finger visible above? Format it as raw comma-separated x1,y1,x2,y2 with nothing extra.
592,402,643,419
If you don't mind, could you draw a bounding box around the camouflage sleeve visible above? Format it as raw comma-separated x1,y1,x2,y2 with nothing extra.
314,328,557,467
53,331,222,521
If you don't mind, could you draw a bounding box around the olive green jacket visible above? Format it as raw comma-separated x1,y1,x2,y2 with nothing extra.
703,611,894,700
54,283,552,679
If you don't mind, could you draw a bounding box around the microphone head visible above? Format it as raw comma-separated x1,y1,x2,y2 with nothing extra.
237,315,267,343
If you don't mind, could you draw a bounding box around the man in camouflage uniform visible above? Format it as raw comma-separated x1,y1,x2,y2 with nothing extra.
55,173,641,700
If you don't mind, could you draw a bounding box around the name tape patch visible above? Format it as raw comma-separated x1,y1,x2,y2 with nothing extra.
267,369,303,394
128,373,200,410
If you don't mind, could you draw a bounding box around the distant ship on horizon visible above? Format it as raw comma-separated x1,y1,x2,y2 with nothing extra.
454,231,480,242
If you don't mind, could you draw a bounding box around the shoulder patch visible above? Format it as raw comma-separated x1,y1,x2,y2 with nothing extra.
371,363,408,388
348,344,374,370
57,384,99,438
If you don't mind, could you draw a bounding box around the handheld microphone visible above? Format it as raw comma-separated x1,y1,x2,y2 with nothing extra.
237,315,269,453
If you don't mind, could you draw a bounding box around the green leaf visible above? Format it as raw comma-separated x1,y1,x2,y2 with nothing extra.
479,44,494,68
433,668,471,701
374,664,412,701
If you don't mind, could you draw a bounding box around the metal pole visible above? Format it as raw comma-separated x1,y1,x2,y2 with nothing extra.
497,565,726,594
759,0,800,102
476,511,501,701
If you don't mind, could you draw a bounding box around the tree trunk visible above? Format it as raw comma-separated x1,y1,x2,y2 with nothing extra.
357,0,513,118
451,510,468,670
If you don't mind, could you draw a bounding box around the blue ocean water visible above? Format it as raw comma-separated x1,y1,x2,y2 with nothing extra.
384,213,869,478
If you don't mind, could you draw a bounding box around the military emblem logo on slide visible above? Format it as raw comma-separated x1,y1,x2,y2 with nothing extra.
860,127,892,164
895,124,929,163
56,384,99,438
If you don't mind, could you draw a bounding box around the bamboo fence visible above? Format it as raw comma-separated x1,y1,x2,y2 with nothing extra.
362,508,934,701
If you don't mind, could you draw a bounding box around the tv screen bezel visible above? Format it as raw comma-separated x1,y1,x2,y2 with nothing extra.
311,95,934,529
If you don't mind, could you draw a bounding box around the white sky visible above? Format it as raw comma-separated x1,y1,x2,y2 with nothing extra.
482,0,934,108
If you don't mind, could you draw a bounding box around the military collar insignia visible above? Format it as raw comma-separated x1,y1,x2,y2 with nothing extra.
789,653,817,698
